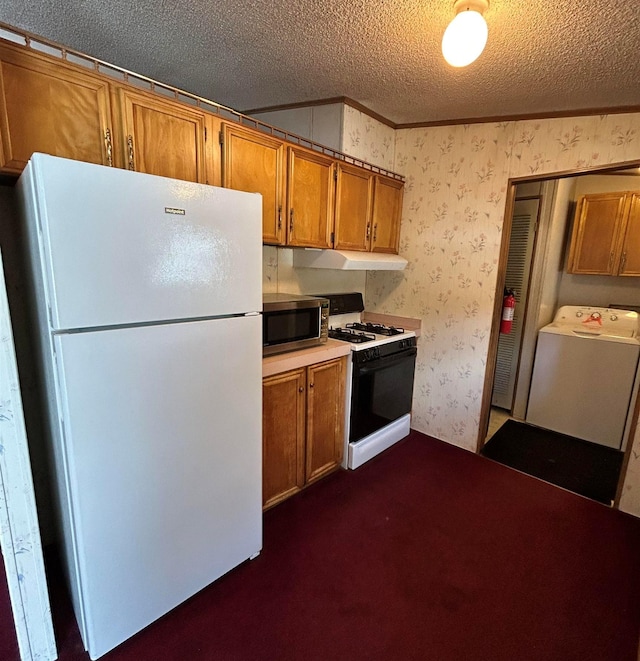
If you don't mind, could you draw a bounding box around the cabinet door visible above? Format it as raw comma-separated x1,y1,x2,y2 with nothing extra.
305,357,345,484
286,146,335,248
567,193,627,275
262,368,306,509
116,87,207,183
371,176,403,254
221,123,285,245
0,44,113,175
204,113,222,187
618,193,640,276
334,163,373,251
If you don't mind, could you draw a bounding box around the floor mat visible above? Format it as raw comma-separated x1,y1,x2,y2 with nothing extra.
481,420,624,505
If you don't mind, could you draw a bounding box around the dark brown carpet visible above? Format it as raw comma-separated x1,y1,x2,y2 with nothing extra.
3,430,640,660
481,420,624,504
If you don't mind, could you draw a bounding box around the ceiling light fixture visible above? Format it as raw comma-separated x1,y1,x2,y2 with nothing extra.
442,0,489,68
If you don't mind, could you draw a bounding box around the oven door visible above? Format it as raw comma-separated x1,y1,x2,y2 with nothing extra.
349,346,417,442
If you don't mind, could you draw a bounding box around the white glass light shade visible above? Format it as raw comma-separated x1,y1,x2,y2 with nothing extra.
442,9,488,67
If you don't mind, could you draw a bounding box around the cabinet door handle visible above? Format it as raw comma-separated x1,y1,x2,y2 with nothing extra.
127,135,135,170
277,206,282,231
608,251,613,270
104,129,113,167
309,382,314,388
373,223,378,242
620,252,627,271
289,209,294,235
298,386,304,393
366,222,371,241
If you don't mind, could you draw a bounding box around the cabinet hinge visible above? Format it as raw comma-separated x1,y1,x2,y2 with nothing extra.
331,232,335,245
204,127,207,141
333,169,338,182
219,130,224,146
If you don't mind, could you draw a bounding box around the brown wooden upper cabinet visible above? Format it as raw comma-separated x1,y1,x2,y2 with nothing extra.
115,87,208,183
334,163,373,251
621,193,640,276
221,123,285,245
0,39,403,252
286,146,335,249
568,192,640,276
334,167,403,254
221,126,335,248
371,175,403,254
0,41,114,175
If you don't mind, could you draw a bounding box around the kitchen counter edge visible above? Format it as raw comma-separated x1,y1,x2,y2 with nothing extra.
362,312,422,335
263,340,352,378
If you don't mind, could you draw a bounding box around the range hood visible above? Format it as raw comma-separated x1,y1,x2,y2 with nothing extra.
292,248,407,271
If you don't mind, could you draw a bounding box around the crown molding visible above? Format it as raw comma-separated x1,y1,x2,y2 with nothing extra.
395,105,640,129
246,98,640,131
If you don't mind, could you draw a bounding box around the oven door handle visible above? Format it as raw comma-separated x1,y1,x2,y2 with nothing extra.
355,347,417,374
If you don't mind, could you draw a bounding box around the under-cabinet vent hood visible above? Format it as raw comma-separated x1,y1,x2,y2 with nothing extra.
293,248,408,271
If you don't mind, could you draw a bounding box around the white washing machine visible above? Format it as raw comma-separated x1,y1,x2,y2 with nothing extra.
526,306,640,449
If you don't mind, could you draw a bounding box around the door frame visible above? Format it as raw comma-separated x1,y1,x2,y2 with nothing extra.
477,159,640,510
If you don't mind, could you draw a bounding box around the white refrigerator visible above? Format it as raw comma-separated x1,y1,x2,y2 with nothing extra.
16,154,263,659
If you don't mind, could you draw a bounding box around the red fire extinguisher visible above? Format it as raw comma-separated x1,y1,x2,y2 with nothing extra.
500,289,516,334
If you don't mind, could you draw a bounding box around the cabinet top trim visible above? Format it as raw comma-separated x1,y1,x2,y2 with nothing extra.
0,21,404,183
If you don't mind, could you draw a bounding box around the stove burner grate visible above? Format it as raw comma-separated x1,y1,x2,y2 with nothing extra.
328,327,377,343
346,322,405,336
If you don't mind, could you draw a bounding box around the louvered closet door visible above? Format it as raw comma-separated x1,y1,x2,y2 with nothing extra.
492,199,539,410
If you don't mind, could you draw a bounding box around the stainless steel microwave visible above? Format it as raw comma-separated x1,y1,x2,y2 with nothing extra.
262,293,329,356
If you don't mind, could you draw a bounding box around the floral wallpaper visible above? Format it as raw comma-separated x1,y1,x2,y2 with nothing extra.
349,112,640,517
342,105,396,171
0,249,56,660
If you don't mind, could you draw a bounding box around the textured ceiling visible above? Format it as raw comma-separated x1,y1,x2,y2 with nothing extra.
2,0,639,125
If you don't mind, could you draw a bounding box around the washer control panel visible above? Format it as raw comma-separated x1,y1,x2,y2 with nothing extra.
552,306,638,337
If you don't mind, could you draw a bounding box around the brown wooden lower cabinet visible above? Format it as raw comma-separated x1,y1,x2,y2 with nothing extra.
262,356,345,510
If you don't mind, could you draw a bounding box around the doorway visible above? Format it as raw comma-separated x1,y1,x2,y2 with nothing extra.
480,163,640,506
486,180,554,441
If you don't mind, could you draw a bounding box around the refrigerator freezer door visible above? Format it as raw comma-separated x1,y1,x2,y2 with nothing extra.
24,154,262,330
53,315,262,659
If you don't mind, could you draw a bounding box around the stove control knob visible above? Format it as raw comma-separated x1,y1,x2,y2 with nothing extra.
592,311,601,320
610,314,618,321
575,311,583,318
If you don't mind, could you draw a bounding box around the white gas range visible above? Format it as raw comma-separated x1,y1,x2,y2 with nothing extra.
316,293,417,469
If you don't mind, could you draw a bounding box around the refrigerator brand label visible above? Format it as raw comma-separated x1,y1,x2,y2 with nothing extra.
164,207,186,215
